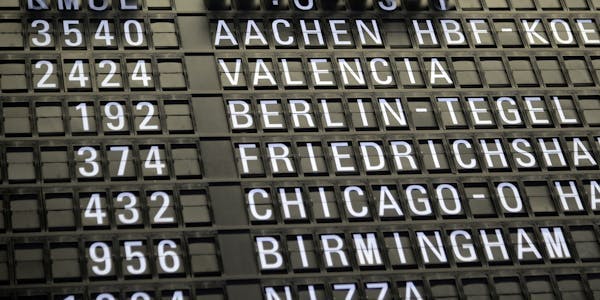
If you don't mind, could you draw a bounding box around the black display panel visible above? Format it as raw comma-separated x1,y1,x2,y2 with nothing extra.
2,0,600,299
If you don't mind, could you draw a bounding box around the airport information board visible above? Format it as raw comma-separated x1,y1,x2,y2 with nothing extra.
1,0,600,298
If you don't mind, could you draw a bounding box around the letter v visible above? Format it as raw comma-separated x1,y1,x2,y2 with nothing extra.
218,59,242,86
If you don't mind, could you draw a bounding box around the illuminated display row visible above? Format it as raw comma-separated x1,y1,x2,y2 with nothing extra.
1,58,186,93
254,227,577,271
262,272,600,300
1,177,599,233
0,99,195,136
242,180,600,223
0,177,598,233
0,186,210,232
0,236,219,284
0,142,201,183
5,15,599,52
15,0,600,12
212,17,600,49
0,226,597,282
226,95,599,132
0,273,599,299
215,54,600,89
0,94,596,138
1,134,600,183
3,52,600,94
0,18,179,50
233,135,600,176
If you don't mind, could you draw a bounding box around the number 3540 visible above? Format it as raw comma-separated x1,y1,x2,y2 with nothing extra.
31,19,145,48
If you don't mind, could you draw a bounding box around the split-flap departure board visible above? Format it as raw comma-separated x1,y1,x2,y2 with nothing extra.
2,0,600,299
